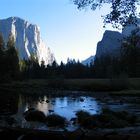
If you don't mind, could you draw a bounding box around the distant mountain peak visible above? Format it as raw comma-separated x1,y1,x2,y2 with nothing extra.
81,55,95,66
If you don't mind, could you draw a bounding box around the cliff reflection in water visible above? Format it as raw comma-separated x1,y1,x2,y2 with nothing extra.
16,94,100,120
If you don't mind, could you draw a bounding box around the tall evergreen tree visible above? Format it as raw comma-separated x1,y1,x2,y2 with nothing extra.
120,29,140,77
7,32,15,49
0,33,5,81
0,33,4,51
6,33,20,79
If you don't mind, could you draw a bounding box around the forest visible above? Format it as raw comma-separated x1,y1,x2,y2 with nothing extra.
0,30,140,83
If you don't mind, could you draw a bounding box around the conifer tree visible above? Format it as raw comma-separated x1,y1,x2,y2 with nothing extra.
0,33,5,81
6,33,20,79
0,33,4,51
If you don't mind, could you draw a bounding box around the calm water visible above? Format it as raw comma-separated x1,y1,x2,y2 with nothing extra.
11,94,101,130
1,92,140,130
16,95,101,119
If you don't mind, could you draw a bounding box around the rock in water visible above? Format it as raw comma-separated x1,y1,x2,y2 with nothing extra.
24,109,46,122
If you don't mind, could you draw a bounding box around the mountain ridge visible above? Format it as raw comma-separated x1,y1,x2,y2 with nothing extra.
81,55,95,66
0,17,55,65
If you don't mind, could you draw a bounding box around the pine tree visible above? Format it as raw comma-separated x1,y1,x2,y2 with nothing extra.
6,33,20,79
0,33,4,51
7,32,15,49
0,33,5,81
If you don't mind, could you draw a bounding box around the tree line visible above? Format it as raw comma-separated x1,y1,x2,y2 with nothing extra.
0,33,94,82
21,58,94,79
0,31,140,82
93,29,140,78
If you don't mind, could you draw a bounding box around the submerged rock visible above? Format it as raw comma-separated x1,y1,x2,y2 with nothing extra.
46,114,66,127
24,109,46,122
46,100,50,103
48,110,54,113
70,118,77,125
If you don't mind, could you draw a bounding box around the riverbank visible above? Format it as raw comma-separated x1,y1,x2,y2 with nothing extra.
0,78,140,96
0,126,140,140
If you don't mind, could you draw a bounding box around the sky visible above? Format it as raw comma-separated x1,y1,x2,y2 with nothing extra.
0,0,119,63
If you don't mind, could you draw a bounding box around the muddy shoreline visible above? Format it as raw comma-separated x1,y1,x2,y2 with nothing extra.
0,126,140,140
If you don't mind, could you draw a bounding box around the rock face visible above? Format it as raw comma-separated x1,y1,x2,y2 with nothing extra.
95,30,123,58
81,55,95,66
0,17,55,65
95,20,140,59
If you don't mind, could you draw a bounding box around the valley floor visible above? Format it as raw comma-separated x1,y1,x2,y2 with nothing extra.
0,78,140,95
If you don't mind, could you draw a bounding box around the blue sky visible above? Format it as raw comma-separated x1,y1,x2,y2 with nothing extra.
0,0,119,63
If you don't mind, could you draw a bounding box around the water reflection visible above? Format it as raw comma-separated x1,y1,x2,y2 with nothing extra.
36,96,53,115
1,93,140,131
17,95,101,120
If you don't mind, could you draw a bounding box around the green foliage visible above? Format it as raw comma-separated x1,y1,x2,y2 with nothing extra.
0,33,20,82
0,32,93,81
6,34,19,79
73,0,139,28
93,29,140,78
19,59,26,72
1,29,140,81
0,33,5,81
120,29,140,77
7,32,15,49
0,33,4,51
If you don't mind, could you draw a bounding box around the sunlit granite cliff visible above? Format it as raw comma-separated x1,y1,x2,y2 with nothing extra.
0,17,55,65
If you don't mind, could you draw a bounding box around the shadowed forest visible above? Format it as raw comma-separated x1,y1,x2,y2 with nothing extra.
1,30,140,83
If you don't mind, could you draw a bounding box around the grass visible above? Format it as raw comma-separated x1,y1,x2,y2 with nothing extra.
0,78,140,95
111,89,140,96
64,78,130,91
129,78,140,89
